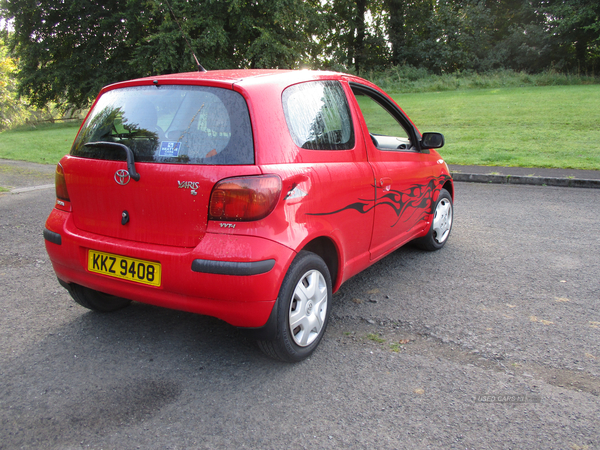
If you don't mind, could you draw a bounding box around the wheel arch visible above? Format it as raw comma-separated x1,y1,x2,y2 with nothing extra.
301,236,340,292
243,235,341,341
442,179,454,200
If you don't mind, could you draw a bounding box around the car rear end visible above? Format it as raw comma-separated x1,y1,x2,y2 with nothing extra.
44,73,294,328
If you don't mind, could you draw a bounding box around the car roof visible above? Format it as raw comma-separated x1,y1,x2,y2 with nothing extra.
100,69,366,94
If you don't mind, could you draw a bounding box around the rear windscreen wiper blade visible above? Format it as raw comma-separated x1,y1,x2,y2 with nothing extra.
84,141,141,181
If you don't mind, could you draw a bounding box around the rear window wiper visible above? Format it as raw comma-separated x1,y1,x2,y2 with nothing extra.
84,141,141,181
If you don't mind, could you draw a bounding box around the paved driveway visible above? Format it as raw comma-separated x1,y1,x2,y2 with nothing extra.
1,182,598,449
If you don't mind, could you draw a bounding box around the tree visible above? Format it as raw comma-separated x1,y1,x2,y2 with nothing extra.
540,0,600,73
1,0,596,113
384,0,553,73
130,0,327,73
385,0,433,67
321,0,390,74
477,0,552,72
0,30,26,130
0,0,326,109
0,0,149,109
385,0,493,73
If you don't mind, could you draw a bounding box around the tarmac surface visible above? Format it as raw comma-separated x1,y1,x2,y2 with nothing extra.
2,157,600,449
2,169,599,449
1,158,599,192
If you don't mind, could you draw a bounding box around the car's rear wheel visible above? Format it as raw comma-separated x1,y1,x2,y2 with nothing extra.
69,284,131,312
257,251,332,362
414,188,453,251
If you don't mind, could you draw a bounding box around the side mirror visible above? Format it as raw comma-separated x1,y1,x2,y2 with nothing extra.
420,132,445,149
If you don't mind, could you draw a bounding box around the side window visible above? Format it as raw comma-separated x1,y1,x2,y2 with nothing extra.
282,81,354,150
351,86,414,151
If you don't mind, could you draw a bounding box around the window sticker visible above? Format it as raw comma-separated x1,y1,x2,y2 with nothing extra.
159,142,181,157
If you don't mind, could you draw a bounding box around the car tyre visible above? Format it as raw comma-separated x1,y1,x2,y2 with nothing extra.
257,251,332,362
69,284,131,312
414,188,453,251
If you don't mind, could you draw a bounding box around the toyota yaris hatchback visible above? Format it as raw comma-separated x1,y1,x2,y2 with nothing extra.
44,70,453,362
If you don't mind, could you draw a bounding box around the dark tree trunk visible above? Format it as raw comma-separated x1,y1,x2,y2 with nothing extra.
354,0,367,74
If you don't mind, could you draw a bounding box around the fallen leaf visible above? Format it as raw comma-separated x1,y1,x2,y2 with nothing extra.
570,443,591,450
555,297,570,302
399,339,410,344
366,288,380,294
531,316,553,325
351,298,363,304
584,353,596,359
414,388,424,395
506,303,517,308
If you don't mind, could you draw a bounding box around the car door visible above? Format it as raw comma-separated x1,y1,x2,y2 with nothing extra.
348,83,439,261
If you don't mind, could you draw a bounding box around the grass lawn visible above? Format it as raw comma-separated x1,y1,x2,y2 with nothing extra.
395,85,600,170
0,122,81,164
0,85,598,170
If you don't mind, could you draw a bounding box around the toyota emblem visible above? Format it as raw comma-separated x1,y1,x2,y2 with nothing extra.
114,169,131,185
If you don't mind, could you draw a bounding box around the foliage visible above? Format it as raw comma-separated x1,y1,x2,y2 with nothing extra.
300,0,390,73
0,30,26,130
1,28,85,130
130,0,326,73
1,0,149,109
1,0,599,111
0,0,326,109
364,66,600,93
383,0,554,74
541,0,600,73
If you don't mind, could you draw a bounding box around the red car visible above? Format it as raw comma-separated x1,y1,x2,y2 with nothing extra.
44,70,453,362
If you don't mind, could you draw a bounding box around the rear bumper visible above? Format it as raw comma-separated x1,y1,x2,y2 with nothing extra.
44,209,295,328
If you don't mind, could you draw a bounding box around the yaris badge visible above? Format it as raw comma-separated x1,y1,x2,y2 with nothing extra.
114,169,131,185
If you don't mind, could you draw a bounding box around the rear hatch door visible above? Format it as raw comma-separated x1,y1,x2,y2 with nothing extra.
64,83,256,248
62,158,259,248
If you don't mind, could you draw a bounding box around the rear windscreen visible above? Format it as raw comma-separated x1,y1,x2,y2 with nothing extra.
71,85,254,165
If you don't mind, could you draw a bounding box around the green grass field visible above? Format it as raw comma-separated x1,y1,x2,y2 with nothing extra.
394,85,600,170
0,122,81,164
0,85,599,170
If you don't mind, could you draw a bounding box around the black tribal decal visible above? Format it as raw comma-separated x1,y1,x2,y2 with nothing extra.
309,175,451,227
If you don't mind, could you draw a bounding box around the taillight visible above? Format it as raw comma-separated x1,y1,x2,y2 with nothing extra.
55,163,70,202
209,175,282,221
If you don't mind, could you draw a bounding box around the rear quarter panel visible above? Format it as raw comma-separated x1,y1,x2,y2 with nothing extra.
226,76,378,288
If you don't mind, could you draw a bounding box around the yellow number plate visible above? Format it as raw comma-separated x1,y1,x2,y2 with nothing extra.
88,250,161,287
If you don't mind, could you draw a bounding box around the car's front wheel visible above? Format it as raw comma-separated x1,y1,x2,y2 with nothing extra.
257,251,332,362
414,188,453,251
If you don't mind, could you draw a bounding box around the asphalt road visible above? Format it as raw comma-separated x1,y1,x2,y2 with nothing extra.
1,182,599,450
